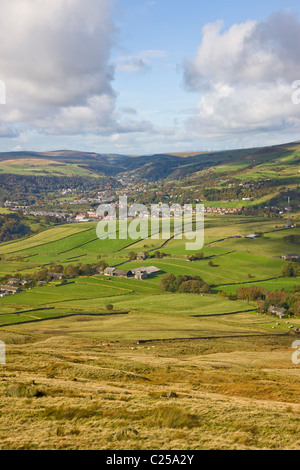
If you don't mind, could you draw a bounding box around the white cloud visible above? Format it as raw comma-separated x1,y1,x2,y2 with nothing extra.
116,50,168,73
183,12,300,140
0,0,117,136
119,107,138,115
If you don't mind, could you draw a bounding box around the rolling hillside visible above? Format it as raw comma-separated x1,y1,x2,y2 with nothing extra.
0,140,299,182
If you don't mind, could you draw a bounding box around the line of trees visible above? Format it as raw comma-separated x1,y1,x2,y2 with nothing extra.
160,273,211,294
1,260,110,286
281,263,300,278
0,213,32,242
222,285,300,318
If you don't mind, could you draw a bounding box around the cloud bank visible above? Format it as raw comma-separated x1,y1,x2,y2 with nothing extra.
0,0,151,138
183,12,300,139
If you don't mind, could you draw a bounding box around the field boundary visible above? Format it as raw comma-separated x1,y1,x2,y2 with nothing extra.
0,311,129,328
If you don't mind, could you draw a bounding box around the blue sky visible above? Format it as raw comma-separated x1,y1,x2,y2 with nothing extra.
0,0,300,154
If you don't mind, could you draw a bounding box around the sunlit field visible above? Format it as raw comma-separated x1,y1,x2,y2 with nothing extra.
0,214,299,449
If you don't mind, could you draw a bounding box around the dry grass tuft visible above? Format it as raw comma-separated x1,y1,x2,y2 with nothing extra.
5,384,45,399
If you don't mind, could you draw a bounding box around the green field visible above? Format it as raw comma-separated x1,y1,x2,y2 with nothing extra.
0,160,101,178
0,203,300,450
0,214,299,338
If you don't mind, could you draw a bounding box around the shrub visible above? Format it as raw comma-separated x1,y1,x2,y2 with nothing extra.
128,251,137,261
43,405,101,421
145,406,200,429
5,384,45,398
188,251,204,262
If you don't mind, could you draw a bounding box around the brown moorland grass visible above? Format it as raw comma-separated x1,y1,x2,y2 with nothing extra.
0,329,299,450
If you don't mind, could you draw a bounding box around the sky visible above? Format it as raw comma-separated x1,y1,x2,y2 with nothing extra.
0,0,300,155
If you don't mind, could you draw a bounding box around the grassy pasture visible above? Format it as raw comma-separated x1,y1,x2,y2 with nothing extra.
0,214,298,331
0,161,100,178
218,277,300,294
214,229,300,257
0,223,96,255
0,213,300,450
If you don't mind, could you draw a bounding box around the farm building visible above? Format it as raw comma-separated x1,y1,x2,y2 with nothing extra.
143,266,162,275
281,254,300,261
0,285,21,295
104,267,116,276
245,234,259,239
268,306,288,319
48,273,64,281
104,267,131,278
6,278,22,287
103,265,162,280
20,279,32,287
133,271,148,280
137,252,147,261
130,266,162,280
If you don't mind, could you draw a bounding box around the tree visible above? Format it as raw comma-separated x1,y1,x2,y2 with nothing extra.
106,304,114,311
178,280,202,294
128,251,137,261
97,261,108,272
291,301,300,318
33,269,48,282
188,251,204,262
64,265,79,279
160,273,176,292
237,286,264,302
200,283,211,294
281,263,295,278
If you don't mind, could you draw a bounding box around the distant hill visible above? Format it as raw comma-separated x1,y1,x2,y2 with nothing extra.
0,141,299,183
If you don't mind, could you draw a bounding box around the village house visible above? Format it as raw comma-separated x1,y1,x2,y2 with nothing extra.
0,277,33,296
281,254,300,262
75,214,88,222
0,285,22,295
48,273,64,281
7,278,22,287
204,206,242,215
20,279,33,287
268,306,288,319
